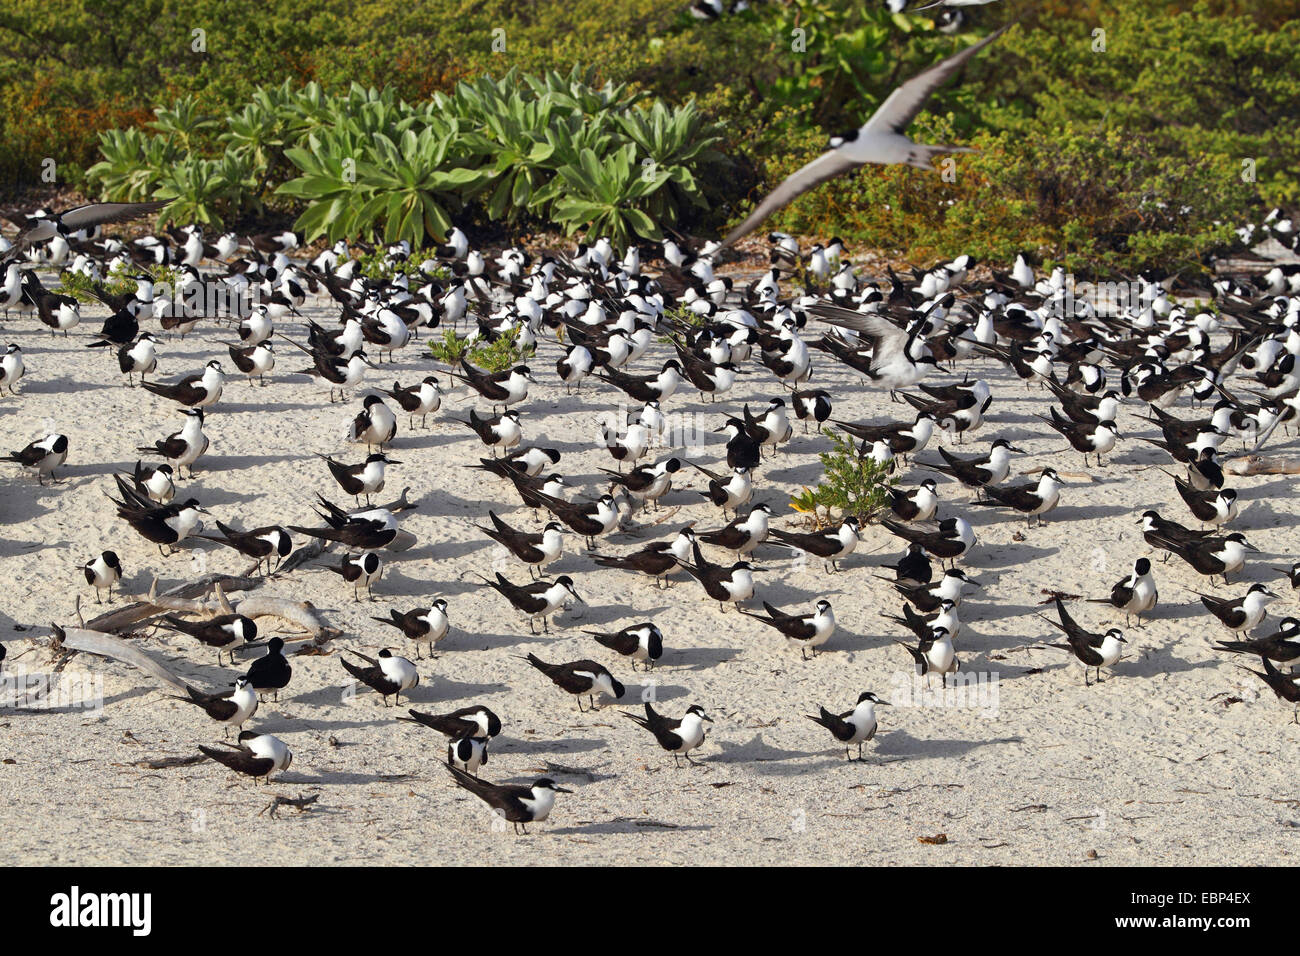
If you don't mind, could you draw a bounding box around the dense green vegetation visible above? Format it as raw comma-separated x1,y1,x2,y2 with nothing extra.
1,0,1295,272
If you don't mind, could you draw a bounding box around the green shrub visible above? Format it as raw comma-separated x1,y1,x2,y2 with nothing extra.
429,328,534,373
789,428,897,526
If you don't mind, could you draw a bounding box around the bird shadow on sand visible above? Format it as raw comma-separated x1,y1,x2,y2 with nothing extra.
1119,646,1222,680
761,460,826,487
569,602,670,629
495,734,609,758
279,768,425,786
974,544,1058,567
624,681,690,703
202,452,303,472
405,676,510,703
873,729,1023,761
218,400,324,414
388,430,463,453
708,732,813,767
0,532,68,560
547,819,713,836
671,646,743,670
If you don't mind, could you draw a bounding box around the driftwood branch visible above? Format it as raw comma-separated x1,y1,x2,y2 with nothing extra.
1223,455,1300,476
50,625,190,691
233,597,343,643
84,573,260,633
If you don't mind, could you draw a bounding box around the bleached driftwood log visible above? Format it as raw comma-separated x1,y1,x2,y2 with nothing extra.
80,574,341,645
50,624,189,691
231,596,342,643
83,573,260,633
1223,455,1300,476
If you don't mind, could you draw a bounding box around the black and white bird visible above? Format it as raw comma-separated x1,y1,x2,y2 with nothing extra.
1215,618,1300,665
972,468,1063,527
1148,529,1256,585
480,573,581,633
713,417,763,471
117,334,158,386
297,348,375,403
806,692,889,761
690,461,753,516
1173,476,1238,528
1037,408,1118,466
888,478,939,522
141,359,224,407
882,515,976,566
449,359,535,409
624,703,713,767
3,433,68,484
600,457,682,511
720,25,1011,246
922,438,1021,499
499,445,562,477
881,542,933,589
127,459,175,504
0,343,22,394
199,521,293,575
534,492,619,550
444,765,571,834
1039,597,1126,686
792,389,833,432
82,550,123,603
767,516,861,572
165,676,258,736
889,567,977,611
340,648,419,706
582,623,664,670
226,341,275,386
894,625,959,684
111,494,207,556
199,731,293,784
136,408,208,479
347,395,398,449
400,704,502,740
446,735,490,776
291,494,403,551
696,503,772,555
479,512,564,577
327,551,383,601
319,453,399,505
523,654,625,711
740,599,836,658
158,613,258,665
1198,583,1278,635
371,600,450,659
1185,447,1224,491
383,376,442,428
1087,557,1158,626
592,527,697,588
885,597,962,643
678,541,760,610
453,408,522,456
808,305,943,395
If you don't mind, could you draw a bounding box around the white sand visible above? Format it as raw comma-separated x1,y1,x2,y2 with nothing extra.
1,283,1297,866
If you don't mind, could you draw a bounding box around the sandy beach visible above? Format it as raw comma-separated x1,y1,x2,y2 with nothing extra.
2,281,1298,867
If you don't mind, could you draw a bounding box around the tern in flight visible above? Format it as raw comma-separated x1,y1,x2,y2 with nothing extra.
721,23,1012,248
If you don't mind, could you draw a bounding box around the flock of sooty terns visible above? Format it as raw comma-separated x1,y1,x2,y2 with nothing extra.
4,22,1300,835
